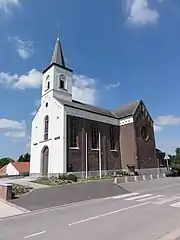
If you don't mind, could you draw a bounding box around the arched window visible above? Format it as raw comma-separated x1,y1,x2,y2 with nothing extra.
44,115,49,140
46,75,50,90
59,74,65,89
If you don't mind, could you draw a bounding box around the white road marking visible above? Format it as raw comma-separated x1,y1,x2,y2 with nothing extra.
137,195,164,202
24,231,46,239
155,196,180,204
125,194,153,201
170,201,180,208
111,193,139,199
69,202,150,226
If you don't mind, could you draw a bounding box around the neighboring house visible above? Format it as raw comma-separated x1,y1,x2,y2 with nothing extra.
30,34,160,177
156,148,166,168
4,162,30,176
0,165,7,177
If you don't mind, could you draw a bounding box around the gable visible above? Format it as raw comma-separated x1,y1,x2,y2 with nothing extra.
133,101,153,123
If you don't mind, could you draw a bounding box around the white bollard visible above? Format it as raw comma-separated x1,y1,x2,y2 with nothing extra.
163,172,166,178
125,176,128,183
157,173,160,179
134,176,138,181
114,177,117,184
150,174,153,180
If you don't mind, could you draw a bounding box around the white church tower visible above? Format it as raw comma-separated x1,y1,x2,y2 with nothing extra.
30,36,73,176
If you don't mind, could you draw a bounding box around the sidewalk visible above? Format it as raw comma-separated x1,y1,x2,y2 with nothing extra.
0,178,49,189
0,199,29,219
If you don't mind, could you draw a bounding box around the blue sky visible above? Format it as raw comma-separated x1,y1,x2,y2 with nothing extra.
0,0,180,159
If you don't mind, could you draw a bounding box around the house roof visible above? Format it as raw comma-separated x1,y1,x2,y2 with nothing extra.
156,148,165,154
11,162,30,173
56,98,116,118
55,97,141,119
112,100,141,119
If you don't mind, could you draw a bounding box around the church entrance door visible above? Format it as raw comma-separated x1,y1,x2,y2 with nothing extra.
41,146,49,176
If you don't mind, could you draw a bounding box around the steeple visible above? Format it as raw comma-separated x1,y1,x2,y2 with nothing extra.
51,37,65,67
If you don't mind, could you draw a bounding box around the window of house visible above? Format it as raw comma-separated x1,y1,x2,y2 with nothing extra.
44,115,49,141
110,126,116,150
70,118,79,148
59,74,66,89
92,123,98,149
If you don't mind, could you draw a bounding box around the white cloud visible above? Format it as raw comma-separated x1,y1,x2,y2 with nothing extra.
14,69,42,89
154,115,180,133
72,74,97,105
9,36,35,60
104,81,120,90
0,72,18,86
0,69,42,89
126,0,159,26
154,125,162,132
0,0,21,14
4,131,25,138
0,118,25,130
155,115,180,126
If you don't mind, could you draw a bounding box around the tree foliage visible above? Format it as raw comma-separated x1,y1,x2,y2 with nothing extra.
18,153,30,162
0,157,14,168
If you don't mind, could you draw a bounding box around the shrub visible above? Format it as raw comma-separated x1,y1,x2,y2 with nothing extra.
12,184,32,198
66,173,77,182
135,171,139,176
23,172,29,177
171,165,180,176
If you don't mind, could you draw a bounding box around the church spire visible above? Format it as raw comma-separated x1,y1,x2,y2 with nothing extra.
51,36,65,67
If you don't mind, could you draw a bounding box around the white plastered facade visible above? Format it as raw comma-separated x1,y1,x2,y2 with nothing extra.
30,61,72,176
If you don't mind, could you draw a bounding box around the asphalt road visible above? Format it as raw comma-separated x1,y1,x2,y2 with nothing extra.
10,179,129,210
2,178,180,240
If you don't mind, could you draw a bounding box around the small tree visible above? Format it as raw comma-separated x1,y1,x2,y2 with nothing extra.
18,153,30,162
0,157,14,168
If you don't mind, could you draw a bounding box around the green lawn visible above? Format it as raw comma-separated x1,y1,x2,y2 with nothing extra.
32,179,57,186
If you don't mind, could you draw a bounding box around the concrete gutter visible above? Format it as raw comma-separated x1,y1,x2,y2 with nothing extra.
158,225,180,239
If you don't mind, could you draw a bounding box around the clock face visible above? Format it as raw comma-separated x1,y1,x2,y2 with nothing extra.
59,74,66,81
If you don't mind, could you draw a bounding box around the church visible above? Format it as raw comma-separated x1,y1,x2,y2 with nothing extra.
30,36,158,177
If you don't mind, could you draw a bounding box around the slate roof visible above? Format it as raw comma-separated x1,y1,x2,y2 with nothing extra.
55,97,141,119
51,37,65,67
112,100,141,119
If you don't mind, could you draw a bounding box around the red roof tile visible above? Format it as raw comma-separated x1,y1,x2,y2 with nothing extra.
11,162,30,173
